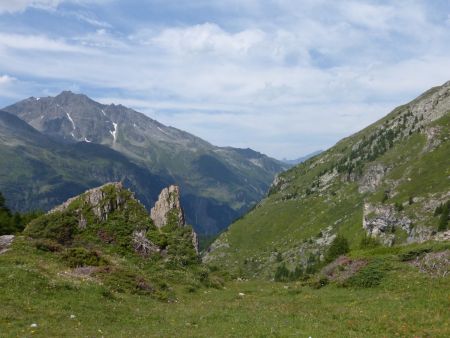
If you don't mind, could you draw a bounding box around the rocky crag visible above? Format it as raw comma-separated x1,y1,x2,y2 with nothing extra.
151,185,185,228
26,182,198,260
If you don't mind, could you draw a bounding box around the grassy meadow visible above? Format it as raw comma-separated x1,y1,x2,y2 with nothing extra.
1,238,449,337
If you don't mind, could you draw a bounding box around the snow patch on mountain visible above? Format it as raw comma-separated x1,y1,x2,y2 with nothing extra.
110,122,118,142
66,113,76,130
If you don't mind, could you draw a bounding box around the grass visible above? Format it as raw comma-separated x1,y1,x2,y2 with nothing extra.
1,239,449,337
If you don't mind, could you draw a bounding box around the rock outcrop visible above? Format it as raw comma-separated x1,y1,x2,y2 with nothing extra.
363,203,413,245
0,235,14,255
50,182,129,228
151,185,185,228
151,185,198,253
28,182,200,257
358,164,388,193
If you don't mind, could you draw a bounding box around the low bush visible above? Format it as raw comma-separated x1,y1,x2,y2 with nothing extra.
97,267,154,295
62,247,108,268
309,276,329,289
34,239,63,252
359,234,380,249
25,211,77,244
325,235,350,263
344,259,386,288
398,248,432,261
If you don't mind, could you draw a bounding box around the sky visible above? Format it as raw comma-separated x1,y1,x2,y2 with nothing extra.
0,0,449,159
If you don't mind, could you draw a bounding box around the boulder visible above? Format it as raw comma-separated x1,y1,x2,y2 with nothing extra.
0,235,14,255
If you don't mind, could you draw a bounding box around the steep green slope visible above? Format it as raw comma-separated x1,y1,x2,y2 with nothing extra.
205,81,450,278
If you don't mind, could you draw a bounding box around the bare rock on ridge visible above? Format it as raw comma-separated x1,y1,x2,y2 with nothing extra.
151,185,185,228
151,185,198,252
50,182,129,228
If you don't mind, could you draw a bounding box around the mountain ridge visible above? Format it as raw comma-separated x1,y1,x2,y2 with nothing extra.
1,92,287,236
205,80,450,277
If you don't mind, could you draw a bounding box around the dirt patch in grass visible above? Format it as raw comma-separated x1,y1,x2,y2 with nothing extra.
321,255,368,283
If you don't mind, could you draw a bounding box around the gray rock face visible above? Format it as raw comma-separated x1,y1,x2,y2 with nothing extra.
151,185,185,228
423,126,442,152
151,185,199,253
363,203,412,246
0,235,14,255
410,81,450,123
359,164,388,193
50,182,128,228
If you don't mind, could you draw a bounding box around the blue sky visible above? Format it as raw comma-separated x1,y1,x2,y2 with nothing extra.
0,0,449,159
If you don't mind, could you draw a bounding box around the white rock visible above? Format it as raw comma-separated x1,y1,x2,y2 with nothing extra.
30,323,38,328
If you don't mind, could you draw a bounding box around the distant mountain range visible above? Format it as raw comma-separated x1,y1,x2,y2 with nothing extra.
282,150,323,166
0,92,288,236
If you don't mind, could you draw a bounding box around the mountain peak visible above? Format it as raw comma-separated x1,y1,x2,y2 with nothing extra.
54,90,94,104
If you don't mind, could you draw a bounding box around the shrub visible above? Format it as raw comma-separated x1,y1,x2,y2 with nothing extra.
274,263,306,282
0,192,43,235
359,234,380,249
305,254,319,275
62,247,108,268
438,203,449,232
34,239,63,252
399,248,431,262
381,191,389,203
274,263,290,282
309,276,329,289
25,212,77,244
344,260,385,288
394,202,404,212
97,267,154,295
325,235,350,263
276,251,283,262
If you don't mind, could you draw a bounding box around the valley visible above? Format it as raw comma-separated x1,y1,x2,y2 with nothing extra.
0,81,449,337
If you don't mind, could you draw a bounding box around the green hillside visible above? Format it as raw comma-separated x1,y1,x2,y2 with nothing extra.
205,81,450,278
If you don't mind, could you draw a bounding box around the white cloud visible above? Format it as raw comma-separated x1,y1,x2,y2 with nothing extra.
0,0,61,13
0,33,91,53
0,0,112,13
1,1,450,158
151,23,265,57
0,74,14,84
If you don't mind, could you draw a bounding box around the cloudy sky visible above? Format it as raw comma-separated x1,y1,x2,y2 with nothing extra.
0,0,449,159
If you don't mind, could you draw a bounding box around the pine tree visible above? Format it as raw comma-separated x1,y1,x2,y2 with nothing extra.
325,234,350,262
438,204,449,232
